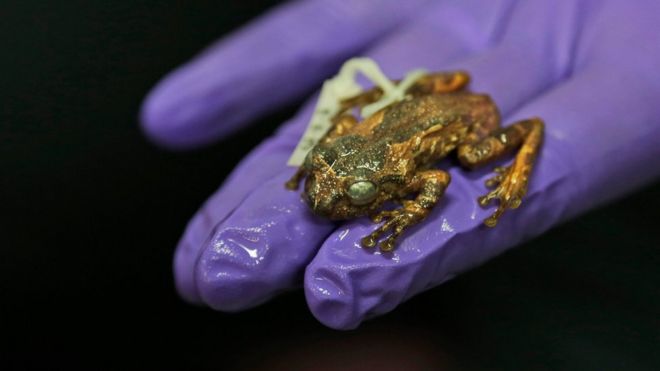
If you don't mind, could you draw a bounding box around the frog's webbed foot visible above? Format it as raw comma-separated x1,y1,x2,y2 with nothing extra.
478,165,527,227
362,170,450,252
362,202,427,252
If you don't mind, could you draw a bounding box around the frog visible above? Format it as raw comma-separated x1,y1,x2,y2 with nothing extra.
286,70,544,252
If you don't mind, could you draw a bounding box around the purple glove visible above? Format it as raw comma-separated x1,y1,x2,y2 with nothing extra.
141,0,660,329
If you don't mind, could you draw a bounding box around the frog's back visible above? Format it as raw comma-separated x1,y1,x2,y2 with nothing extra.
371,92,498,143
326,92,499,176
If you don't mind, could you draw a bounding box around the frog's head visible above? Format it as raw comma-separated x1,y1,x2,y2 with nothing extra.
303,147,383,220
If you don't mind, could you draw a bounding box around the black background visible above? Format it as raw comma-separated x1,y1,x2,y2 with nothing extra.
3,1,660,369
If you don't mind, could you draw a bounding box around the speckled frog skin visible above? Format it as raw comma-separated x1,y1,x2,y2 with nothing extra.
286,72,544,251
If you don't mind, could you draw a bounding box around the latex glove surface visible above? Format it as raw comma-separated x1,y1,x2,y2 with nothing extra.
141,0,660,329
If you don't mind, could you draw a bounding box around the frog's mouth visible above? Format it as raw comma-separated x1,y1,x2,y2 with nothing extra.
303,177,355,220
304,171,382,219
305,187,344,219
311,198,370,220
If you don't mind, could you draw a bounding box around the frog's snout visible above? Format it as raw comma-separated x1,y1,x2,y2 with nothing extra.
311,196,336,218
304,176,338,218
307,192,343,220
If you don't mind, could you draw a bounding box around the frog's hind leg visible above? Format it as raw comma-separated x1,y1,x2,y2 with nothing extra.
339,89,384,113
320,114,358,144
339,70,470,112
362,169,451,251
457,117,544,227
406,71,470,96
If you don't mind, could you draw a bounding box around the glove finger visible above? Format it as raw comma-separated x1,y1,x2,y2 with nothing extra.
305,68,660,329
140,0,430,149
186,1,517,309
172,124,303,303
304,1,627,329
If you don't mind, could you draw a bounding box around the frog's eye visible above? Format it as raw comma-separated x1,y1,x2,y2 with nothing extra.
346,181,377,205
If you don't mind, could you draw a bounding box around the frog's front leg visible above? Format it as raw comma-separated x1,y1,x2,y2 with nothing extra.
362,170,451,252
457,117,544,227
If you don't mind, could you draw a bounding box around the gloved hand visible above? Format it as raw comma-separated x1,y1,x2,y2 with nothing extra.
141,0,660,329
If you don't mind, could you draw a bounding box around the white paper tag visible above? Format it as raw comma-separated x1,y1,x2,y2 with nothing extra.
287,57,427,167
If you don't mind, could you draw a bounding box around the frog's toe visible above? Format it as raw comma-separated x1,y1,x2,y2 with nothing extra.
380,226,406,252
360,234,378,248
363,214,399,247
480,190,524,227
370,210,396,223
362,209,423,251
478,167,527,227
484,166,509,188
